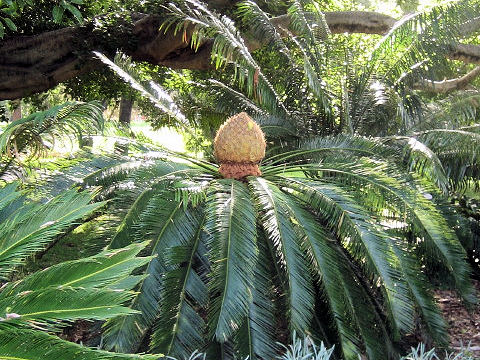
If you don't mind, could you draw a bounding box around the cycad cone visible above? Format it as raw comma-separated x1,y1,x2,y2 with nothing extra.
214,112,266,179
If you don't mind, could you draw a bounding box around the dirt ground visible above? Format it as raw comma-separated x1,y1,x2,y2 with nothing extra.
435,280,480,356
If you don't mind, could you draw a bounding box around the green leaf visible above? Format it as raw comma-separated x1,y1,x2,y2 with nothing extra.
0,329,161,360
150,213,207,358
205,179,258,342
0,287,135,323
249,177,315,333
285,194,396,359
0,101,103,160
0,189,104,278
63,2,82,23
109,189,156,249
2,17,15,31
1,242,151,296
52,5,64,23
103,193,190,353
283,178,415,337
235,233,278,360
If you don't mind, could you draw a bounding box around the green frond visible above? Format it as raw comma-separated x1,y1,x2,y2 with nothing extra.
173,178,209,209
415,128,480,190
278,195,370,359
0,330,161,360
287,1,332,116
38,150,126,199
0,189,104,278
248,177,315,333
331,251,396,360
254,114,298,139
162,0,289,116
287,0,330,44
359,1,480,127
418,91,480,131
280,177,416,336
235,233,278,360
370,0,477,86
82,156,199,194
274,160,475,303
0,183,25,221
346,74,400,136
94,52,188,127
236,0,291,54
296,211,397,360
208,79,267,116
150,212,207,358
205,179,258,342
1,241,151,295
264,134,394,168
0,101,103,160
0,287,135,324
109,189,157,249
102,184,210,353
102,192,187,353
382,136,448,193
388,237,448,346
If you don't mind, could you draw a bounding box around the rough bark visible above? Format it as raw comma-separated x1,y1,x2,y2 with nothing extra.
1,9,480,100
0,27,94,100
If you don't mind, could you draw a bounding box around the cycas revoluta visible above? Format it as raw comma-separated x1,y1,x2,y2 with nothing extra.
0,101,104,180
0,183,160,359
82,112,476,360
85,1,480,358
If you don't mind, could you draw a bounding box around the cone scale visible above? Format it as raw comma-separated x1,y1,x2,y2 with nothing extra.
214,112,266,179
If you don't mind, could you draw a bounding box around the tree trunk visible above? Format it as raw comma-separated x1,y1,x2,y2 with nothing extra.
119,97,133,125
1,10,480,100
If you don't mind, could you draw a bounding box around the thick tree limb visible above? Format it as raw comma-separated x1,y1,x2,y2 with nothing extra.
0,27,94,100
448,44,480,65
414,66,480,93
0,9,479,100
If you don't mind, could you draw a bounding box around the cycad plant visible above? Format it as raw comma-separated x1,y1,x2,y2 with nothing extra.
0,182,164,359
79,1,480,358
0,100,104,180
76,112,474,360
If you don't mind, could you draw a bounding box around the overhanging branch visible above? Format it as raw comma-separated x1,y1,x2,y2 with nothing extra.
414,66,480,93
1,9,480,100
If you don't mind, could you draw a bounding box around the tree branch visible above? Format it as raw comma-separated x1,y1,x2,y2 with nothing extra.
413,66,480,93
1,9,480,100
448,44,480,65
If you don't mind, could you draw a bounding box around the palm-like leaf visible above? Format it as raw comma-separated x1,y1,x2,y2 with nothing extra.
2,241,152,293
94,52,188,127
0,330,160,360
205,180,258,342
235,233,278,360
150,210,208,358
0,185,104,278
0,241,151,325
0,189,157,360
249,177,315,332
0,101,103,160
